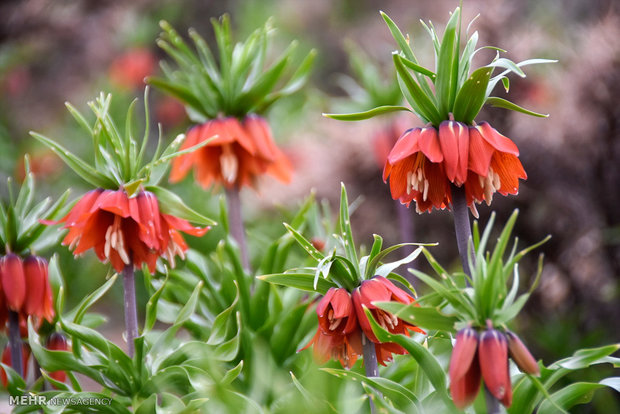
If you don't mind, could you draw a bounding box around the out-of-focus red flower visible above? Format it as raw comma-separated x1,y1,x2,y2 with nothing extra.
109,48,156,90
310,237,326,252
15,151,63,183
47,188,208,273
0,254,26,312
301,288,362,369
156,96,187,128
46,333,69,385
352,276,425,365
170,115,293,190
1,344,30,387
0,66,31,97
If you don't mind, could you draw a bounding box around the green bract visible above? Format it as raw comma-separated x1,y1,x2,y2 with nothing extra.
385,210,549,332
326,8,556,126
30,91,215,226
148,16,316,121
0,156,69,255
259,183,434,293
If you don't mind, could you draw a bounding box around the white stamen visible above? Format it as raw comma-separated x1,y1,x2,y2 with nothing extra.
220,145,238,184
423,179,429,201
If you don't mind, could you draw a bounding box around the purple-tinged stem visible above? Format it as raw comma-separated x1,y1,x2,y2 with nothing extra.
395,200,418,287
123,263,138,357
225,187,251,272
8,311,23,377
484,385,501,414
362,333,379,413
451,185,474,278
452,186,502,412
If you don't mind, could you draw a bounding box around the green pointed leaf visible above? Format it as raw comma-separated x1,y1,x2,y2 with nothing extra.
538,382,608,414
258,272,337,294
486,96,549,117
324,105,412,121
146,185,216,226
373,302,458,331
393,54,440,125
435,7,460,117
207,283,239,345
452,66,493,124
30,132,117,189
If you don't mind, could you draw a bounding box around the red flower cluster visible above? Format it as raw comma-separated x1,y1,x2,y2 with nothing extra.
0,254,54,331
48,189,208,273
449,324,539,408
383,121,526,213
303,277,425,368
170,115,293,190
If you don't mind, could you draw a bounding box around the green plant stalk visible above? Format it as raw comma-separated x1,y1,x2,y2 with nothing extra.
123,263,138,357
396,200,417,284
451,185,501,413
226,187,251,272
362,333,379,414
8,311,23,377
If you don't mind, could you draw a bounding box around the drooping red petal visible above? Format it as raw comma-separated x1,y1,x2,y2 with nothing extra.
46,333,69,385
244,115,277,161
73,211,112,256
468,126,495,176
450,351,482,409
423,160,451,209
418,127,443,163
221,117,256,154
170,125,201,183
479,328,511,404
449,328,479,383
456,122,469,185
0,254,26,312
490,152,527,195
386,156,415,202
387,129,421,164
477,122,519,156
94,189,130,217
162,214,209,237
1,344,30,387
439,121,459,182
23,256,47,317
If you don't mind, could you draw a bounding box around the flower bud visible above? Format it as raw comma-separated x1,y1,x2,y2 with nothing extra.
479,327,512,407
449,327,481,408
46,333,69,384
0,254,26,312
506,330,540,376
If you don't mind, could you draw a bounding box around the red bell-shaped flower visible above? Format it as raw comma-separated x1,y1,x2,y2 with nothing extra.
506,330,540,376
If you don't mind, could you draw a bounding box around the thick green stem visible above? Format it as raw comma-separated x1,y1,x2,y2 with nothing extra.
226,187,251,272
123,263,138,357
8,311,23,377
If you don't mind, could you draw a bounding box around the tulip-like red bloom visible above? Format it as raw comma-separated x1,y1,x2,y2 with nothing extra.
108,48,156,90
352,276,425,365
0,254,26,312
301,288,363,369
170,115,293,190
383,121,526,213
449,327,481,409
464,122,527,207
1,344,30,387
479,327,512,406
49,188,208,273
46,333,69,384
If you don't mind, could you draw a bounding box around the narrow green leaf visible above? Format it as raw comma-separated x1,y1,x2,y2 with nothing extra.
284,222,325,262
146,185,216,226
174,281,203,326
338,183,358,273
399,57,436,79
258,272,337,295
486,96,549,117
452,66,493,124
394,54,440,125
374,302,458,331
435,7,460,117
324,105,412,121
207,282,239,345
538,382,607,414
68,275,118,324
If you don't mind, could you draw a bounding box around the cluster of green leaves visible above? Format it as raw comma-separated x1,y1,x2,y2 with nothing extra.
326,8,555,125
148,16,316,121
260,183,430,294
0,157,69,255
29,92,214,227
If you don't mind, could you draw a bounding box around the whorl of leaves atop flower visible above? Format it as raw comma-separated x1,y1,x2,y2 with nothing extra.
326,7,556,125
148,16,316,122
